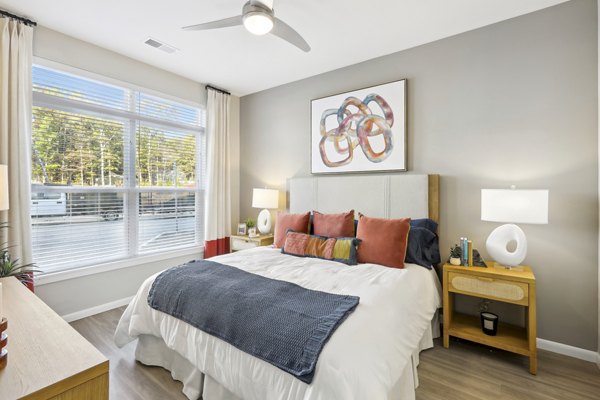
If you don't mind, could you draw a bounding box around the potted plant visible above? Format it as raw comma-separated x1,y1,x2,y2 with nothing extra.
449,244,462,266
0,223,41,290
245,218,258,237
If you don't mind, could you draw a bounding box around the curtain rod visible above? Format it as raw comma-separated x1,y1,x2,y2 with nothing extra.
206,84,231,96
0,9,37,26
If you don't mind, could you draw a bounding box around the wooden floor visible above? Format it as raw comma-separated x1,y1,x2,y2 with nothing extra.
71,306,187,400
71,307,600,400
417,339,600,400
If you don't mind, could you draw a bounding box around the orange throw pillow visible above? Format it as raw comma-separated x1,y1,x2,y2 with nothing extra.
312,210,355,237
356,214,411,268
274,212,311,248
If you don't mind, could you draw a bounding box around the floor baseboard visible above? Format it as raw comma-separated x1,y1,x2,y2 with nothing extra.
62,296,133,322
537,338,597,363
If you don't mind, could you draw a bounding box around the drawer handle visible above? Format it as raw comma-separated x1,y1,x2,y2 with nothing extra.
476,277,494,282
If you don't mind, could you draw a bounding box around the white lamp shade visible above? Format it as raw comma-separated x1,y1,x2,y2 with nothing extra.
481,189,548,224
0,165,8,211
252,188,279,209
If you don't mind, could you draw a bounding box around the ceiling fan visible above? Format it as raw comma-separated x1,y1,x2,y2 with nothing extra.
182,0,311,52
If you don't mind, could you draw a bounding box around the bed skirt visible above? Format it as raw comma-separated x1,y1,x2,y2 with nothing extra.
134,310,441,400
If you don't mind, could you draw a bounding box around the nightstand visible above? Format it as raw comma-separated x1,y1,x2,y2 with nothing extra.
443,263,537,374
230,234,274,252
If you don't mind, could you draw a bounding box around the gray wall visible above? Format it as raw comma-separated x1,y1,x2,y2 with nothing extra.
240,0,598,350
33,26,206,105
33,27,241,317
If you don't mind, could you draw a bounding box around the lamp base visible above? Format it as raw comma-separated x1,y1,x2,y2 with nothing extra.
257,209,272,234
492,264,525,272
486,223,527,267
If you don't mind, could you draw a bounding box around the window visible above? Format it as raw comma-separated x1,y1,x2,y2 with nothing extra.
31,64,205,273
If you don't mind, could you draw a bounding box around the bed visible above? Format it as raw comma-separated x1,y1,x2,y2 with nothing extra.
115,174,442,400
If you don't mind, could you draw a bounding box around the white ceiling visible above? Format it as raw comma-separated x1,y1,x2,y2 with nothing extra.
2,0,566,96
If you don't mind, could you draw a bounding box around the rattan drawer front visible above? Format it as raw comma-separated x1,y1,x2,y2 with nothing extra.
448,271,529,305
231,238,258,251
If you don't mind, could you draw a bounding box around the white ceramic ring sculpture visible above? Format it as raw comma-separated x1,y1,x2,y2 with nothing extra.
257,209,272,234
485,223,527,267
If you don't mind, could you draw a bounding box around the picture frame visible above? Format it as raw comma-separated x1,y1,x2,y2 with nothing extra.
310,79,407,174
237,223,247,235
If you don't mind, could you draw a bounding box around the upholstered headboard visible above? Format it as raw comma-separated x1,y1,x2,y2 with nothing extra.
288,174,439,222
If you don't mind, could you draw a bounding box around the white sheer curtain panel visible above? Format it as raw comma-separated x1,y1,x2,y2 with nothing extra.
204,88,231,258
0,17,34,287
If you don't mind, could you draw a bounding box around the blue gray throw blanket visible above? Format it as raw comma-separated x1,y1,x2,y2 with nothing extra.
147,260,360,384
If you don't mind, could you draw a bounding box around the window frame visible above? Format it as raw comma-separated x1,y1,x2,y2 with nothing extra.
31,58,206,278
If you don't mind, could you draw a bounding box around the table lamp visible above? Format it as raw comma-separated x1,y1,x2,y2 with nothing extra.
252,188,279,234
481,187,548,267
0,165,8,211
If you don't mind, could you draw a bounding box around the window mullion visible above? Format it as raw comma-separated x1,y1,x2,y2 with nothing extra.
126,91,139,258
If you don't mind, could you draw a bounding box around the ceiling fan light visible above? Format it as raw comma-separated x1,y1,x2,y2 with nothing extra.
243,12,273,35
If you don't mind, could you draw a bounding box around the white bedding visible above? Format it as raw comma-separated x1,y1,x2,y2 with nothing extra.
115,247,441,400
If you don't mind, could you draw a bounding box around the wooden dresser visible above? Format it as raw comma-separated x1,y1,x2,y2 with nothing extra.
0,277,109,399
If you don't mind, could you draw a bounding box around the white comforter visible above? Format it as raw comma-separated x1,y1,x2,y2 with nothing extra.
115,247,441,400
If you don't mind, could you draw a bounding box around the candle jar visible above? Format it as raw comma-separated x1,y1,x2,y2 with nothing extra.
480,312,499,336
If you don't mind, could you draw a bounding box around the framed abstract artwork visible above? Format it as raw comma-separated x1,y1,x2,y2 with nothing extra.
311,79,406,174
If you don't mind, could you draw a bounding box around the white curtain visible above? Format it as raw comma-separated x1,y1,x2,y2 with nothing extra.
0,18,34,286
204,88,231,258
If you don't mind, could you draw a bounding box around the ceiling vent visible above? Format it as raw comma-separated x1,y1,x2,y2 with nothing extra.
144,37,178,54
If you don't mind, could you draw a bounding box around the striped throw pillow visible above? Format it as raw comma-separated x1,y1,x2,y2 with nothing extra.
281,230,361,265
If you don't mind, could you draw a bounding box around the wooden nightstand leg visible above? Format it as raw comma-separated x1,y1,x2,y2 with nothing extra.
528,283,537,375
443,270,450,348
529,353,537,375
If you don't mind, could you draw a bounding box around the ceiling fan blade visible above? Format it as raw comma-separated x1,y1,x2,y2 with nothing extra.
182,16,243,31
271,18,311,52
251,0,274,10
